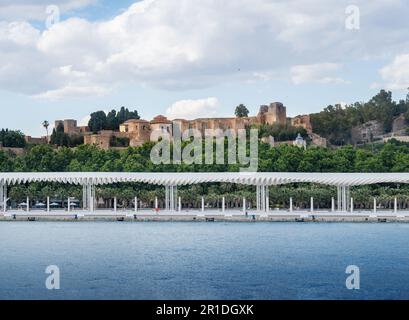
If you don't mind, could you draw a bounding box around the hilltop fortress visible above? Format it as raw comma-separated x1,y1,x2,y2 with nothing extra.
25,102,324,150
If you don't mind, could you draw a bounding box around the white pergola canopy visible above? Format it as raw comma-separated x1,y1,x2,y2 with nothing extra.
1,172,409,187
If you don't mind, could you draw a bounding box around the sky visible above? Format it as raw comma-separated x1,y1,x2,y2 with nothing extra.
1,0,409,136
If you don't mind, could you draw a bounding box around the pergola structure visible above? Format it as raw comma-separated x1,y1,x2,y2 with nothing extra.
1,172,409,213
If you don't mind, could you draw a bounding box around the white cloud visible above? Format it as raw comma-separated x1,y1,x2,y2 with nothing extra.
0,0,408,99
291,63,349,85
379,54,409,90
166,97,220,120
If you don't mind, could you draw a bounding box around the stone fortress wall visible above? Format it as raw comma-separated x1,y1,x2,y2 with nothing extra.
47,101,322,150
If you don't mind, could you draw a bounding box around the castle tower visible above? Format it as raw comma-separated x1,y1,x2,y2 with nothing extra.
258,102,287,125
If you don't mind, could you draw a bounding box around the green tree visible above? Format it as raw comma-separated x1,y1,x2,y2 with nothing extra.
235,104,250,118
0,129,26,148
88,111,107,133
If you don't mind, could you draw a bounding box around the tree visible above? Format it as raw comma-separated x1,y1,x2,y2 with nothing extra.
88,111,107,133
235,104,249,118
0,129,26,148
42,121,50,143
88,108,140,132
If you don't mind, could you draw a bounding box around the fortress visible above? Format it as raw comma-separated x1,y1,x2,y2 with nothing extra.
51,102,323,150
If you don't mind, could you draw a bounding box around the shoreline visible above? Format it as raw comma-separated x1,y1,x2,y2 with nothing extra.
1,212,409,223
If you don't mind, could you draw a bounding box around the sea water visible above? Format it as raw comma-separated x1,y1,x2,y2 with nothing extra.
1,221,409,300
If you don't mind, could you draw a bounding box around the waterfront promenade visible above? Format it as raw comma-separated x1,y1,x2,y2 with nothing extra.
2,208,409,222
2,172,409,222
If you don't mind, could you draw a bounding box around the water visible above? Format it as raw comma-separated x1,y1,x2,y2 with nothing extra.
1,221,409,300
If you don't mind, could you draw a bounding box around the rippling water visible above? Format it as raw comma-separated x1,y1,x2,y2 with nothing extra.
1,221,409,300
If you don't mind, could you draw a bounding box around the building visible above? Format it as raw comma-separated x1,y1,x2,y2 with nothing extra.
351,120,384,144
293,133,307,149
257,102,287,125
291,115,313,133
119,119,151,147
54,119,89,135
24,136,48,145
81,101,326,150
83,130,114,150
3,171,409,214
150,115,173,137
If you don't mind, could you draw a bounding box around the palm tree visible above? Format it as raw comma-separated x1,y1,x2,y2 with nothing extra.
42,120,50,143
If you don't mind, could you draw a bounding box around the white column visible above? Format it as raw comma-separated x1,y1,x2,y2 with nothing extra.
92,186,95,211
90,196,94,212
331,197,335,212
83,183,94,211
134,197,138,212
155,197,158,210
256,185,260,211
178,196,181,212
170,186,172,211
289,197,293,212
0,182,8,213
350,198,354,213
264,186,270,212
373,198,377,214
201,197,205,212
310,197,314,213
394,197,398,214
165,186,169,211
114,197,117,212
47,196,50,213
175,186,178,211
266,196,269,213
243,197,246,213
337,186,341,211
26,197,29,212
68,197,71,212
82,184,86,210
222,197,225,213
0,183,3,212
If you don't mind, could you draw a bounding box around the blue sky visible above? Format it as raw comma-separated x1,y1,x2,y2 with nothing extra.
1,0,409,136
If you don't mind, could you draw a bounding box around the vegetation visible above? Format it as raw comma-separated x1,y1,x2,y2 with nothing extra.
0,129,26,148
2,139,409,208
255,123,308,141
42,120,49,141
235,104,250,118
311,90,409,145
50,122,84,147
109,136,130,148
88,107,140,133
3,90,409,208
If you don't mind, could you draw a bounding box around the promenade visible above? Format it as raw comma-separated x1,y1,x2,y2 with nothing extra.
2,209,409,222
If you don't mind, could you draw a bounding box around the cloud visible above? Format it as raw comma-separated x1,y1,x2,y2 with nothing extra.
291,63,349,85
0,0,409,99
379,54,409,90
166,98,220,119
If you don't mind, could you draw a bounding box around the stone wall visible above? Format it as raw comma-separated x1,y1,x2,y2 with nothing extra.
392,114,407,133
291,115,312,133
351,120,384,144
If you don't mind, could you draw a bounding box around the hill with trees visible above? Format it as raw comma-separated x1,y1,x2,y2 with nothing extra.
310,90,409,145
